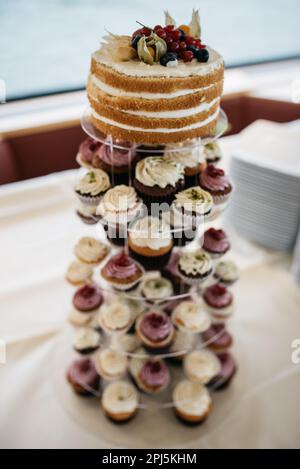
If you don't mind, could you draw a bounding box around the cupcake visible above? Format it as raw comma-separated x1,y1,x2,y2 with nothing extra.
203,284,234,321
201,323,233,354
101,251,144,291
134,156,184,207
209,352,237,390
66,357,99,396
173,380,212,424
131,356,170,394
128,216,173,270
73,327,102,355
76,202,101,225
139,274,174,304
199,164,232,205
177,249,213,286
94,140,138,185
115,333,142,355
65,261,93,286
172,300,211,334
202,228,230,258
165,141,207,188
203,141,222,164
96,185,143,246
183,349,221,384
136,310,175,350
101,381,139,422
68,283,103,327
95,349,127,380
168,330,195,362
163,252,190,295
99,300,132,335
214,260,239,285
76,137,102,169
169,187,213,246
75,169,110,207
74,236,109,265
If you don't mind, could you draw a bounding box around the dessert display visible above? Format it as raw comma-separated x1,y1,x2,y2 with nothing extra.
65,10,238,429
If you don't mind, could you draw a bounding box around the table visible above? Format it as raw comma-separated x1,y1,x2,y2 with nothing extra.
0,138,299,448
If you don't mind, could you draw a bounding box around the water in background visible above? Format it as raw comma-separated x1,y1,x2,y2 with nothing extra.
1,0,300,99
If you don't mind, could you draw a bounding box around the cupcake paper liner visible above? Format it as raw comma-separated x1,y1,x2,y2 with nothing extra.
76,192,104,207
177,268,213,287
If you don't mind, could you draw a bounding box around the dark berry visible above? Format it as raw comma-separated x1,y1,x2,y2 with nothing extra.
178,29,186,40
154,25,163,31
155,28,167,39
195,39,202,48
132,28,142,38
186,45,199,55
140,27,151,36
185,36,196,46
160,52,178,66
131,35,142,50
170,41,179,52
165,36,174,47
196,48,209,62
181,50,194,62
171,29,181,41
179,41,187,51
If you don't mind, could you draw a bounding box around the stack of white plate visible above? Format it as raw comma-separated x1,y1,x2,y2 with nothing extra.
226,120,300,252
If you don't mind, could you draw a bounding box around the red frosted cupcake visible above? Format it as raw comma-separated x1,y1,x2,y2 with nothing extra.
201,323,233,354
76,137,102,168
94,140,138,185
203,283,234,321
136,358,170,393
199,164,232,205
66,357,99,395
202,228,230,258
136,310,175,350
69,283,103,327
101,251,144,291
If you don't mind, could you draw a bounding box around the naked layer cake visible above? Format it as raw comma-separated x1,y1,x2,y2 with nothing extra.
87,10,224,144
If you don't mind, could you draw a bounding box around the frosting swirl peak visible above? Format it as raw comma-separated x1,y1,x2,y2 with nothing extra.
135,156,184,188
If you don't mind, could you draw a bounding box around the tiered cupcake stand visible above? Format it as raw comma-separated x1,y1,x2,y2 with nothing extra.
61,108,239,445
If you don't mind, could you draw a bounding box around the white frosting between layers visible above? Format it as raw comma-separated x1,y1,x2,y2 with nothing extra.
173,380,212,416
91,107,219,133
91,74,214,99
102,381,138,414
93,46,223,78
184,349,221,384
125,97,219,118
129,216,172,250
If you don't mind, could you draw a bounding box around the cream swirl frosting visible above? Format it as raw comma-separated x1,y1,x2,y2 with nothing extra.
203,141,222,161
135,157,184,188
96,185,142,224
96,349,127,377
129,216,172,250
141,277,173,301
66,261,93,284
179,249,212,276
172,301,211,333
73,327,101,351
76,169,110,196
184,349,221,384
165,142,205,168
102,381,138,414
100,301,131,330
173,187,213,216
74,237,109,263
173,380,212,416
215,260,239,283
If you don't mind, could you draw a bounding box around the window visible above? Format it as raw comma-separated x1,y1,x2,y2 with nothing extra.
1,0,300,101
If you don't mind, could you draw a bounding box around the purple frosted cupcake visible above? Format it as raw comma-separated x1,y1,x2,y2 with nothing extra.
199,164,232,205
76,137,102,169
136,310,175,350
101,251,144,291
203,283,234,321
66,357,99,396
136,358,170,393
94,140,138,185
202,228,230,258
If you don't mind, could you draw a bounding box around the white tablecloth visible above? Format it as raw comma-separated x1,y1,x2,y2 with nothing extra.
0,138,299,448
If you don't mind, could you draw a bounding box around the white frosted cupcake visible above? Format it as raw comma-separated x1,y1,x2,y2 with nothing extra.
74,236,109,265
65,261,93,286
214,260,239,286
75,169,110,206
172,300,211,334
177,249,213,286
184,349,221,384
99,300,132,334
203,141,222,164
72,327,102,355
169,330,195,361
165,142,207,188
95,349,127,380
172,187,214,224
173,379,212,424
139,274,173,304
101,381,138,422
